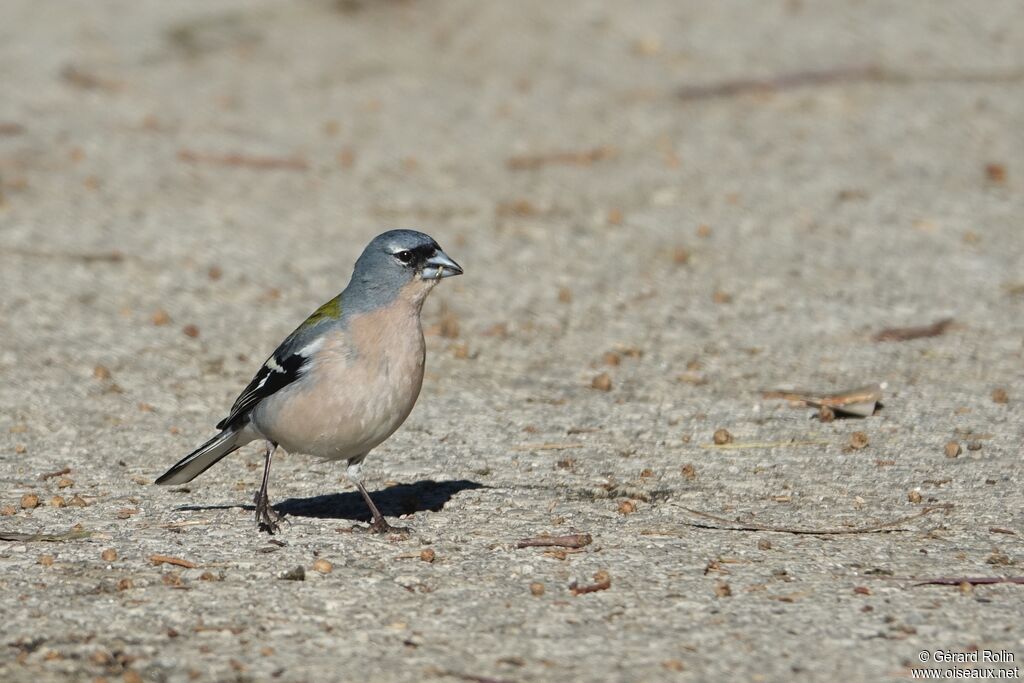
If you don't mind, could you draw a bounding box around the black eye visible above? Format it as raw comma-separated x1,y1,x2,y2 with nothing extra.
394,250,414,264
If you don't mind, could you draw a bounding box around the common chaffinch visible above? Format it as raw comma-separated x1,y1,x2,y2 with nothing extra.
156,230,463,534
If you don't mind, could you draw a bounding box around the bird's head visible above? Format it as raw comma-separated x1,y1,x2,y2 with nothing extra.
347,229,463,310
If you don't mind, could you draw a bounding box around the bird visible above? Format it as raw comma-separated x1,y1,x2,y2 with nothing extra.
156,229,463,534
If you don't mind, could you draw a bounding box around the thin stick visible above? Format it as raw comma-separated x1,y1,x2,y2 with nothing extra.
39,467,71,480
0,529,95,542
516,533,592,549
149,554,198,569
673,504,950,535
874,318,954,342
699,440,828,450
513,443,584,451
506,146,615,170
678,66,1024,101
178,149,309,171
914,577,1024,587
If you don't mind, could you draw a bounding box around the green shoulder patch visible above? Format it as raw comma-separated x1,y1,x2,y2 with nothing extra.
302,296,342,327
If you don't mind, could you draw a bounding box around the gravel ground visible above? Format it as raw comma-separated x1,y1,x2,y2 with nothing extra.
1,1,1023,681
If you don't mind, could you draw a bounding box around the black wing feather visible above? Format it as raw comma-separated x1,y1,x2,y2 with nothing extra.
216,352,308,430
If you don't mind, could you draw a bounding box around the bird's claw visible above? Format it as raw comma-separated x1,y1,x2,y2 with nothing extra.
254,491,281,535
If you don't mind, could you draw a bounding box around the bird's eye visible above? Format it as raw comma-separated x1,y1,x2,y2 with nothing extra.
394,250,414,264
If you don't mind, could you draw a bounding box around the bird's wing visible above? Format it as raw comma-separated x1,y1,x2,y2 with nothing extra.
215,297,341,430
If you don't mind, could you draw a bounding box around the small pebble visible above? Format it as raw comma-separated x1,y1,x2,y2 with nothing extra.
967,441,982,452
101,548,117,562
757,539,772,551
680,463,697,479
985,163,1007,183
312,558,333,574
992,387,1009,404
849,432,869,450
714,581,732,598
0,505,17,516
49,496,66,508
419,549,435,563
591,373,612,391
20,493,39,509
57,477,73,489
907,490,922,504
529,582,545,596
713,428,732,445
557,287,572,304
944,441,961,458
280,566,305,581
617,500,637,515
151,309,171,326
162,572,184,587
182,324,200,338
69,495,89,507
986,550,1011,566
38,554,54,567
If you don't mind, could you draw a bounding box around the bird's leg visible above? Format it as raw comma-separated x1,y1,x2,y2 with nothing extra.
254,441,281,534
347,460,407,535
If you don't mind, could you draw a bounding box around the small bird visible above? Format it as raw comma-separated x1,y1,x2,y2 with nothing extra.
156,230,463,534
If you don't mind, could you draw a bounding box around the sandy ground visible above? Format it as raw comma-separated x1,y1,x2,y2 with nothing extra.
1,1,1023,681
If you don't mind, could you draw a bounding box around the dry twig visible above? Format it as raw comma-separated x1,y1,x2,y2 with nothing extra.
0,528,95,542
700,440,828,450
513,443,583,451
673,504,950,535
150,554,197,569
506,146,615,170
762,384,883,417
914,577,1024,587
873,318,954,342
678,66,1024,101
39,467,71,481
516,533,592,549
178,149,309,171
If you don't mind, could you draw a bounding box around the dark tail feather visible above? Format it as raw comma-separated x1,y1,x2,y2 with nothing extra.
156,429,243,485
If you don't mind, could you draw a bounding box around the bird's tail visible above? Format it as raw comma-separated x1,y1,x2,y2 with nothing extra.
156,428,244,485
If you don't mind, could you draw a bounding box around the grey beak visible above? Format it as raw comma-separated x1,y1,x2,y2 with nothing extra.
423,250,463,280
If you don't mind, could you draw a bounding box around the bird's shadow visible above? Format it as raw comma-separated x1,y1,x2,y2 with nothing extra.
177,479,486,523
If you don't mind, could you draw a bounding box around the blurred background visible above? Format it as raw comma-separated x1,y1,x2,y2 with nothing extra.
1,1,1023,681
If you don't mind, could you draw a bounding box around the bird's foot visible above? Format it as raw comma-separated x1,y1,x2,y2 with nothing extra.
253,491,281,535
